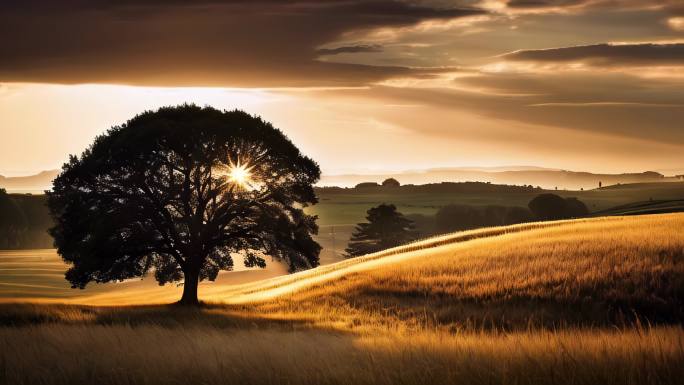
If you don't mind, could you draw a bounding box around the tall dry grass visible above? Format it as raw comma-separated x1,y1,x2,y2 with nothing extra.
239,214,684,331
1,214,683,384
1,324,682,385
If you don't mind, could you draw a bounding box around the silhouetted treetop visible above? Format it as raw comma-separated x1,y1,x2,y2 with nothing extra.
47,105,321,305
528,193,589,220
382,178,400,187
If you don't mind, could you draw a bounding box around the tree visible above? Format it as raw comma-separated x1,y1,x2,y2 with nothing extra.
381,178,400,187
528,194,568,220
435,204,483,233
47,105,321,306
528,193,589,221
564,197,589,217
503,206,534,225
345,204,417,257
0,189,28,249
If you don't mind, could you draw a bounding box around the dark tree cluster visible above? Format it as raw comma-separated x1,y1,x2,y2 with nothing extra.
0,191,52,249
47,105,322,305
381,178,400,187
528,193,589,220
433,204,534,234
345,204,417,257
338,181,542,194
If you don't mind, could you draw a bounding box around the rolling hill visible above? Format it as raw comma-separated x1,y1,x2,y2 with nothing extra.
4,213,682,325
0,170,58,193
1,213,683,385
320,167,683,190
4,167,683,193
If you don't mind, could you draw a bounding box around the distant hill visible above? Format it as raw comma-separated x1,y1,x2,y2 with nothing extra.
320,167,682,190
3,167,683,193
0,170,58,193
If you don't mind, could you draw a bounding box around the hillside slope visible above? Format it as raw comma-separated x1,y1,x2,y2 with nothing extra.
1,214,683,385
44,214,683,332
225,213,684,330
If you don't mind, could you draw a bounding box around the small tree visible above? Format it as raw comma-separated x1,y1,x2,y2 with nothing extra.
528,193,589,221
345,204,417,257
47,105,321,305
381,178,400,187
564,197,589,217
528,194,567,220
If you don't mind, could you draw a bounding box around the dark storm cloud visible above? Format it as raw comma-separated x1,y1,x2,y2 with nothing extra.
504,43,684,65
0,0,484,87
317,45,384,56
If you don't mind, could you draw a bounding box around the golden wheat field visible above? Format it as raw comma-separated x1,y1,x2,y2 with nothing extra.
1,214,683,385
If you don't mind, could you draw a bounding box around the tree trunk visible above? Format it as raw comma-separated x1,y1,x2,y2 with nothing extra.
178,268,200,306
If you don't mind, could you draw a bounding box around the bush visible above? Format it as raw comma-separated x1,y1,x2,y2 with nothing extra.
528,194,589,220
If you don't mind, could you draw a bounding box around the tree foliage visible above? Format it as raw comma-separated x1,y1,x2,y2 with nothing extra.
345,204,417,258
47,105,321,305
381,178,400,187
528,193,589,220
0,189,28,248
434,204,534,233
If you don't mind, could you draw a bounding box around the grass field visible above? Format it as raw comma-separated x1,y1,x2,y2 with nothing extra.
1,214,683,384
311,182,684,260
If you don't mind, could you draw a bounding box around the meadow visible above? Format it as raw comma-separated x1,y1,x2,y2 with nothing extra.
1,214,683,384
311,182,684,260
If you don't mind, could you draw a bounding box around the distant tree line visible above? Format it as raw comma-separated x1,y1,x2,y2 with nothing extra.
0,187,589,254
0,189,52,249
345,193,589,258
319,181,543,194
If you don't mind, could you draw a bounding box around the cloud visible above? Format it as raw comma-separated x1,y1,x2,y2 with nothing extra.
668,17,684,31
317,45,384,56
501,0,684,15
326,69,684,146
0,0,485,87
503,43,684,65
506,0,586,8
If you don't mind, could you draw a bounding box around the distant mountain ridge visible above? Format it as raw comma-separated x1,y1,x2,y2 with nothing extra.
2,167,682,193
320,167,682,191
0,170,59,193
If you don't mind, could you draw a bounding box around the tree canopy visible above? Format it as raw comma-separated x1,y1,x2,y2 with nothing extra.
0,188,28,249
345,204,417,258
528,193,589,220
381,178,400,187
47,105,321,305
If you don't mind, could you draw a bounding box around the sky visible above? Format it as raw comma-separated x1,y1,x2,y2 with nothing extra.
1,0,683,176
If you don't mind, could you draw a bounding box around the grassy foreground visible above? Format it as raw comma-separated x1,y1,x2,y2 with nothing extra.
1,324,682,385
1,214,683,384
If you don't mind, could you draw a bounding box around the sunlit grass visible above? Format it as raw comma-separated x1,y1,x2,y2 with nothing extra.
0,323,681,385
1,214,683,384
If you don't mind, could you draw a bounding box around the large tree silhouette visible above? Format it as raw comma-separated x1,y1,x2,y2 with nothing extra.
47,105,321,305
345,204,417,258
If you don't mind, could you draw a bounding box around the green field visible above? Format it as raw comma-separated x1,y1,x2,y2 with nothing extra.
3,181,684,267
310,182,684,259
311,182,684,225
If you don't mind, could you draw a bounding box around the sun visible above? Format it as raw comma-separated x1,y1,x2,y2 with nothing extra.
217,158,257,191
228,163,251,187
